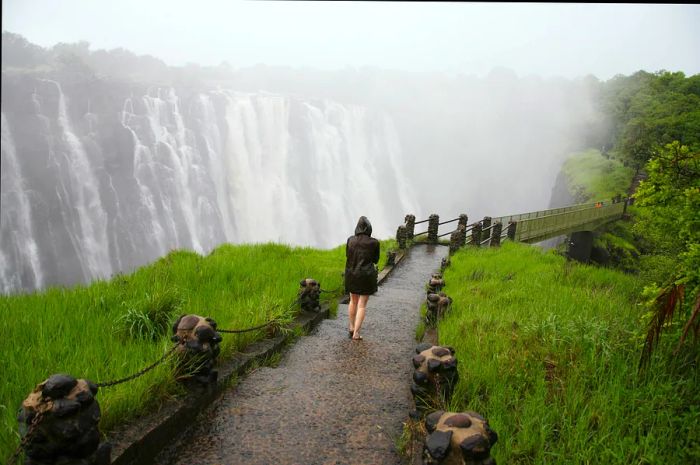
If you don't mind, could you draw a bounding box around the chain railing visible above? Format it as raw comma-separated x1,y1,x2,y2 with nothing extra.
6,279,337,465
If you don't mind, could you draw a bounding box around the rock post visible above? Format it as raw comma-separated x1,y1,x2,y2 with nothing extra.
298,278,321,312
405,214,416,240
428,214,440,244
423,410,499,465
171,315,223,384
17,374,111,465
411,344,459,412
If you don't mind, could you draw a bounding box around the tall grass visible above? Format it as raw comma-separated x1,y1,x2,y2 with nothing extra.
0,239,391,459
438,242,700,464
563,149,634,202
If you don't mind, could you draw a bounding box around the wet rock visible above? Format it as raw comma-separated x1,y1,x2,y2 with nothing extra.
52,399,81,417
431,347,450,357
441,257,451,271
422,411,498,465
413,354,426,368
19,376,111,465
460,434,490,460
172,314,222,384
42,375,77,400
427,359,442,373
425,292,452,327
444,414,472,428
425,411,445,433
425,430,452,461
298,278,321,312
411,345,459,411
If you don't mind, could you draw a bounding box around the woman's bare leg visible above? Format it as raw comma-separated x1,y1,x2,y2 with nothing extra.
353,295,369,339
348,293,359,332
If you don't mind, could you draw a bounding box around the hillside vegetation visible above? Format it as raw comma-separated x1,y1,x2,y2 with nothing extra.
438,243,699,464
562,149,634,202
580,71,700,360
0,240,395,460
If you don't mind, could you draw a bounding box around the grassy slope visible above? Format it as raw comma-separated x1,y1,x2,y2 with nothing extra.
1,238,395,459
563,149,634,202
438,242,700,464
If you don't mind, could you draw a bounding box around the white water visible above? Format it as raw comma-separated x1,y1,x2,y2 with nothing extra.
1,85,415,292
0,113,44,292
48,80,113,281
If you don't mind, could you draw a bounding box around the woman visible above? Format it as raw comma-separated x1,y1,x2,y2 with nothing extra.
344,216,380,341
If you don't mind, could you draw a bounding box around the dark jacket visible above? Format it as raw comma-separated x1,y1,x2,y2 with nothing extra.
345,217,380,295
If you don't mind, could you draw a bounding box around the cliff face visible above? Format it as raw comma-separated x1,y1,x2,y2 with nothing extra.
1,73,414,292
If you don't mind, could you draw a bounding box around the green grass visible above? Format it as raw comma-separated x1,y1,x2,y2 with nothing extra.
563,149,635,202
0,238,395,460
438,242,700,464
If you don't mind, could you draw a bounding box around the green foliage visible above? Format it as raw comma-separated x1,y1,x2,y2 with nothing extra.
599,71,700,169
0,242,349,460
631,142,700,362
115,287,183,341
563,149,634,202
439,243,700,464
633,142,700,295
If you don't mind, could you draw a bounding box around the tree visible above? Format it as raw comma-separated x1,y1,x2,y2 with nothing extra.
635,142,700,368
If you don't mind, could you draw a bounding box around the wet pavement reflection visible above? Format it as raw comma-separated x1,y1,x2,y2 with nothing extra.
155,244,447,465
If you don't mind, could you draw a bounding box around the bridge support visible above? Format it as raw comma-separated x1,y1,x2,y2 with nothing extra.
567,231,594,263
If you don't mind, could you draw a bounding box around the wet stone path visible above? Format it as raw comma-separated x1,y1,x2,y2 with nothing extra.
155,244,447,465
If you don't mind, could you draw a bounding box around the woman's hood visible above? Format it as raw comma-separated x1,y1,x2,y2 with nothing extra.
355,216,372,236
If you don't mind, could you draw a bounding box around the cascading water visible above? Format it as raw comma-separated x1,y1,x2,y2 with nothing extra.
0,80,415,293
1,112,43,292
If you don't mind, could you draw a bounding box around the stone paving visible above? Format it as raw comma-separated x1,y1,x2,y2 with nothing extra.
155,244,447,465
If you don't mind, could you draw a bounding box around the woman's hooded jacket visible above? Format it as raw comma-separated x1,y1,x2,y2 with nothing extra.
345,216,380,295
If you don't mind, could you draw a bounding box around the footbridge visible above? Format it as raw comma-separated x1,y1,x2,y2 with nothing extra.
396,197,628,256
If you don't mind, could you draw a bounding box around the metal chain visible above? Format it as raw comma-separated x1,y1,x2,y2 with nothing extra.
95,344,179,388
7,411,44,465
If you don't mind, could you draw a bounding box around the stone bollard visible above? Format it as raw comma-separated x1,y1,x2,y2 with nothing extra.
506,221,517,241
441,257,451,271
405,214,416,240
481,217,492,246
490,222,503,247
458,214,468,229
386,250,397,267
428,214,440,244
457,224,467,249
423,410,498,465
471,223,482,247
411,344,459,412
449,230,461,255
171,315,222,384
397,225,408,249
426,292,452,326
298,278,321,312
427,273,445,295
17,374,111,465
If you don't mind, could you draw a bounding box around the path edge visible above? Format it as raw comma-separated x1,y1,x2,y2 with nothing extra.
107,248,408,465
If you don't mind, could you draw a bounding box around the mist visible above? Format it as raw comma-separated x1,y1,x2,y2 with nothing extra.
2,2,698,292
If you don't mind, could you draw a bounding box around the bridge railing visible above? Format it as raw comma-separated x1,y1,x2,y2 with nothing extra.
492,198,626,244
396,197,627,251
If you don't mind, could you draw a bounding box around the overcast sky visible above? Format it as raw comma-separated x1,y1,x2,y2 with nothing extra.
3,1,700,80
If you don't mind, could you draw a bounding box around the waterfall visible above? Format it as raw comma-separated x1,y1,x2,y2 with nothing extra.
1,82,415,293
1,112,44,292
48,80,113,281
